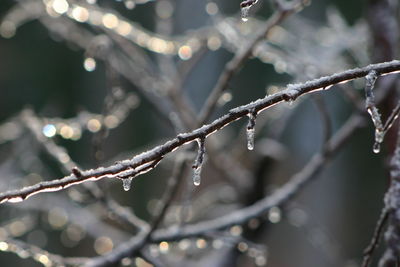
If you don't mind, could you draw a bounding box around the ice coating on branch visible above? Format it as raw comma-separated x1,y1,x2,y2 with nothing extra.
364,71,383,153
246,110,257,150
122,177,133,191
192,137,206,186
240,0,258,22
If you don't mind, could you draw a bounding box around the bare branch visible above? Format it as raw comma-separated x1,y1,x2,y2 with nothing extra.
362,207,389,267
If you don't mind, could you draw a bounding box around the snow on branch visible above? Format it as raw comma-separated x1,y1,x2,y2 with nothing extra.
0,60,399,205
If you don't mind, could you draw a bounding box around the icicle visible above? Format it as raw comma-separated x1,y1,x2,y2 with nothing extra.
365,70,384,153
192,137,206,186
241,6,250,21
193,165,202,186
373,142,381,154
122,177,133,191
246,109,257,150
240,0,258,22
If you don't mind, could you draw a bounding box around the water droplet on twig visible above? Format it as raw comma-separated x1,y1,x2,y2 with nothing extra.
373,142,381,154
240,0,258,22
241,7,250,21
122,177,133,191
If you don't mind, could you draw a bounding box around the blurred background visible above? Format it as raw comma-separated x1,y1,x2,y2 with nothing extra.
0,0,396,266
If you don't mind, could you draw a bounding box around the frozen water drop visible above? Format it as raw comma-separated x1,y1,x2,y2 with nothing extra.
373,142,381,154
193,166,202,186
241,6,250,21
240,0,258,21
122,177,133,191
246,110,257,151
192,137,206,187
247,128,255,150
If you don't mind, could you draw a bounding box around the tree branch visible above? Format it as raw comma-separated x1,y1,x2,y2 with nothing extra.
0,60,399,205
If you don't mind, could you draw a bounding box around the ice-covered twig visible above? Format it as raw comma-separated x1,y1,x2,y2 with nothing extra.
364,71,385,153
192,137,206,186
0,60,399,204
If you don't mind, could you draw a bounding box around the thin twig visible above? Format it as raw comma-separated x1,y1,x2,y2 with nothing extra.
148,156,188,233
362,208,389,267
383,100,400,132
312,94,333,144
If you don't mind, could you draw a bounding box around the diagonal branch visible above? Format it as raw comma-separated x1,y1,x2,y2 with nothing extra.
0,60,399,205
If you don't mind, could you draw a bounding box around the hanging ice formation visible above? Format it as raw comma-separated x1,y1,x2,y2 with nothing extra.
122,177,133,191
240,0,259,21
192,137,206,186
364,70,383,153
246,109,257,150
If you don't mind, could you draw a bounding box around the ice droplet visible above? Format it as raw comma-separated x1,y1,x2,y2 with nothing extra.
247,128,255,150
373,142,381,154
122,177,133,191
246,110,257,151
192,137,206,186
240,0,258,22
241,7,250,22
193,166,202,186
